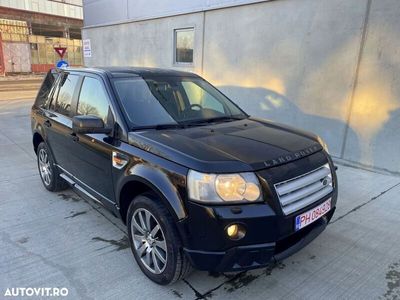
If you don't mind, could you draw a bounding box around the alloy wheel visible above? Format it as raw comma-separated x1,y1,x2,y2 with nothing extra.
131,208,168,274
38,148,52,186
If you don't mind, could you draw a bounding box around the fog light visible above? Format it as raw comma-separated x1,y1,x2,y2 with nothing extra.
226,224,246,240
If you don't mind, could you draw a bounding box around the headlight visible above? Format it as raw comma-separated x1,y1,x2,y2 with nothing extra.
317,136,329,153
187,170,262,203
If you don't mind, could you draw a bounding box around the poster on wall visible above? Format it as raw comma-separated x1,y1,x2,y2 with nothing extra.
83,39,92,58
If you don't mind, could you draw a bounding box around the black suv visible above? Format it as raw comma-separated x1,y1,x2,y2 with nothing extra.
31,67,337,285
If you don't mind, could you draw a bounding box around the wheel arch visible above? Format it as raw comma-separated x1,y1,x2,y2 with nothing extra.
32,131,44,154
118,171,187,225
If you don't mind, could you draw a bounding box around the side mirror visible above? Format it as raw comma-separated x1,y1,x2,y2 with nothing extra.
72,115,112,134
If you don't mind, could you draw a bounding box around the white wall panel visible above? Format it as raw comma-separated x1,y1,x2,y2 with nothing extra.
0,0,82,19
82,0,400,174
83,0,269,27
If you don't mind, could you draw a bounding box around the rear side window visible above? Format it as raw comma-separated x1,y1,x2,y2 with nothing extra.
54,73,79,116
77,77,111,124
35,70,58,108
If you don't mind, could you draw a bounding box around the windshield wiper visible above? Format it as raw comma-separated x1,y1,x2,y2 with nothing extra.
182,115,246,125
131,123,186,131
131,116,247,131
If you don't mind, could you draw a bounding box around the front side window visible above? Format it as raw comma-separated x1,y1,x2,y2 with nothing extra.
174,28,194,64
54,73,79,116
77,77,111,124
113,76,246,129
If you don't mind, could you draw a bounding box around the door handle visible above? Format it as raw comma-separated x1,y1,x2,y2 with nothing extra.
44,120,52,128
70,133,79,142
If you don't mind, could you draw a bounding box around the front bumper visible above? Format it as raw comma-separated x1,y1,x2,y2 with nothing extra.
183,208,334,272
178,152,338,272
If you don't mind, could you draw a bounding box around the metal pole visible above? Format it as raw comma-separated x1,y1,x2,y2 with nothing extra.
0,32,5,76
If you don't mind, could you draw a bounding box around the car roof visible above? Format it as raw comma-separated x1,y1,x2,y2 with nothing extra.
58,66,200,78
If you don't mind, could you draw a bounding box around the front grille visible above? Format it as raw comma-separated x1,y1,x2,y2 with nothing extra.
274,163,333,215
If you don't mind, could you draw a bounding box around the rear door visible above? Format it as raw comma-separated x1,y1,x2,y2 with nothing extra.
31,69,59,136
67,74,117,206
44,72,81,172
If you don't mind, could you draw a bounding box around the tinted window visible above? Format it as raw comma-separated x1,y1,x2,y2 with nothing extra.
35,70,58,108
49,77,61,111
181,81,224,113
113,76,246,128
77,77,111,124
55,73,79,116
113,78,175,126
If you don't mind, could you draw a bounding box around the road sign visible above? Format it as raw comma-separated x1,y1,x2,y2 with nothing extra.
83,39,91,57
56,60,69,68
54,47,67,59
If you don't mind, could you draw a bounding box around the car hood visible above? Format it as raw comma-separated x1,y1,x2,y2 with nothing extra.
128,117,322,173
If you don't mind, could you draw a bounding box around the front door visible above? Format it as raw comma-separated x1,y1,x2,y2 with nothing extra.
68,75,116,206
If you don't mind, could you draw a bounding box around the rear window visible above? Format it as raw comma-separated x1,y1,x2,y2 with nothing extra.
35,70,58,108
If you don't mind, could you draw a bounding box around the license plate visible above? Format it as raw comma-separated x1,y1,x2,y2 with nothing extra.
295,198,331,231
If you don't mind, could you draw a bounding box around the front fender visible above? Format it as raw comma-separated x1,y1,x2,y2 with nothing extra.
117,163,188,220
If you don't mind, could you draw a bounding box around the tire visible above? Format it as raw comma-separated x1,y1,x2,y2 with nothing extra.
127,193,192,285
36,142,69,192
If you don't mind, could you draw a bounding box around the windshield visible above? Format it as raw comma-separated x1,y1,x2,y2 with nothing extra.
112,76,247,129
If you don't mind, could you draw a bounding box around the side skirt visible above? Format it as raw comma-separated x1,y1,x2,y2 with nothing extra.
57,167,120,217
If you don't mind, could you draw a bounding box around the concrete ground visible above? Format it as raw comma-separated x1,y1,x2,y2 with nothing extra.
0,82,399,300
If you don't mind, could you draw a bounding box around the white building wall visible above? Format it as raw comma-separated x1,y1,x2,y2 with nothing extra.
202,0,367,159
0,0,83,19
83,12,204,71
82,0,400,175
83,0,270,27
